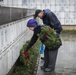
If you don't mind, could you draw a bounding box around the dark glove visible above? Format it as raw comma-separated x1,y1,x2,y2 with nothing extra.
23,50,29,61
40,34,47,43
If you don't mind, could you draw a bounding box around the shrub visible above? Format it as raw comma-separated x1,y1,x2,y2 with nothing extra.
11,40,41,75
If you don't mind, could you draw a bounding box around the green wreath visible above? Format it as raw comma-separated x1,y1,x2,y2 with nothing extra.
38,26,62,49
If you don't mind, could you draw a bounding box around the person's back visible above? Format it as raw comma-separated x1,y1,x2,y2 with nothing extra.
42,9,62,34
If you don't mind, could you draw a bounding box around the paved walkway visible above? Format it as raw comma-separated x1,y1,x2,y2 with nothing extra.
36,33,76,75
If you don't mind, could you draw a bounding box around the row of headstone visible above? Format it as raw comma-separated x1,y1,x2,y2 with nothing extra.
0,0,23,7
0,17,33,75
23,0,76,25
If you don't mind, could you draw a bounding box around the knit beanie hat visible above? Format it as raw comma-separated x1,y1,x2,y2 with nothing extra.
27,19,38,27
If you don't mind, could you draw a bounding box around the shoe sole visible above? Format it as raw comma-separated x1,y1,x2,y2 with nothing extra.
44,69,54,72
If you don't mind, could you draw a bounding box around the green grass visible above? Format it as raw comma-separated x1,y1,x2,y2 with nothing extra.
61,30,76,34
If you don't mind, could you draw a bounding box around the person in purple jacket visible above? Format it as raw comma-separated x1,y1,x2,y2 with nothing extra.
33,9,62,72
34,9,62,34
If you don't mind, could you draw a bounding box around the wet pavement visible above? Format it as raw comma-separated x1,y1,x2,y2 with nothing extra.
36,33,76,75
